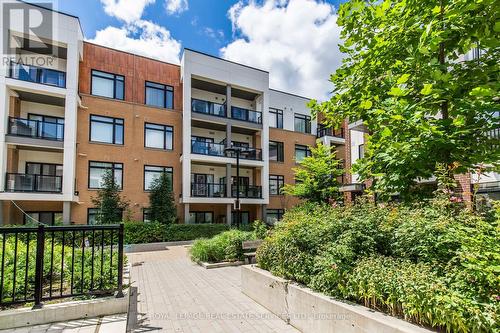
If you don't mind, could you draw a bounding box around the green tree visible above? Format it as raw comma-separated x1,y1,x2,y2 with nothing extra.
92,170,128,224
148,171,176,224
311,0,499,198
283,142,344,203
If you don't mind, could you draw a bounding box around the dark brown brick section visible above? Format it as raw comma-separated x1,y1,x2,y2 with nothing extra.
72,43,183,224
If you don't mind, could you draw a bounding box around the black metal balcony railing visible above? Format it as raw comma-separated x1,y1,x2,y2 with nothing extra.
10,62,66,88
8,117,64,141
317,126,344,139
191,141,226,157
191,183,227,197
191,98,226,117
231,106,262,124
5,173,63,193
231,185,262,198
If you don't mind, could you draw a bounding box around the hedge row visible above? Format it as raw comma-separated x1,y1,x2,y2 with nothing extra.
123,222,233,244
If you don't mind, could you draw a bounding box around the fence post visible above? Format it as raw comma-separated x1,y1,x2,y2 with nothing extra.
116,223,124,298
33,224,45,309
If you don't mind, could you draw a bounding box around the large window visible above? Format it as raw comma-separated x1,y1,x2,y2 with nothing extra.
269,141,284,162
295,144,311,163
269,175,285,195
145,81,174,109
27,113,65,140
294,114,311,133
88,161,123,189
87,207,123,225
144,123,173,150
189,212,213,224
91,70,124,100
24,211,62,225
266,209,284,225
143,208,152,223
269,108,283,129
144,165,173,191
231,211,250,225
90,115,124,145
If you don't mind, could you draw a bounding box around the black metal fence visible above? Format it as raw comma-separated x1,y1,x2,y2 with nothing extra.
0,224,124,308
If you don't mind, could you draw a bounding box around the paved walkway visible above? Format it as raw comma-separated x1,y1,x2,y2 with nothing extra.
127,246,299,333
0,314,127,333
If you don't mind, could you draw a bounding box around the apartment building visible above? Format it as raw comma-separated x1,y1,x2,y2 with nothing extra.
0,1,350,225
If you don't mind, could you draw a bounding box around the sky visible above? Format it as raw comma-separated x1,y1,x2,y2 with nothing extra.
42,0,348,100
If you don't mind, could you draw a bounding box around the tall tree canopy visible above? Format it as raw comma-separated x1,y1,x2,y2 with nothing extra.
148,172,177,224
311,0,499,197
283,142,344,203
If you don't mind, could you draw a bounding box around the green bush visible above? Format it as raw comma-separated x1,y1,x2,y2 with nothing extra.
124,222,232,244
256,199,500,333
190,230,256,263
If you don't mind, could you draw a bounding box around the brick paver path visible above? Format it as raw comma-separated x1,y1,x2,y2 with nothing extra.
127,245,299,333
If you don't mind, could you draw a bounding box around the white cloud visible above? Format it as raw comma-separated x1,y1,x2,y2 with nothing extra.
221,0,344,100
101,0,155,23
88,20,181,64
165,0,189,15
204,27,225,43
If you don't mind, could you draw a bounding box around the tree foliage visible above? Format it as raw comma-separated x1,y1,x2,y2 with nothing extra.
91,170,128,224
148,172,177,224
283,142,344,203
310,0,500,198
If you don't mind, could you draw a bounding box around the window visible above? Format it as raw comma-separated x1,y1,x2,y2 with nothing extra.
231,211,250,225
144,165,173,191
145,81,174,109
88,161,123,189
144,123,173,150
189,212,213,224
295,144,311,163
269,175,285,195
269,141,284,162
90,115,124,145
26,162,63,176
24,212,62,225
91,70,124,100
294,114,311,133
266,209,284,224
359,144,365,159
269,108,283,129
143,208,152,223
87,208,122,225
28,113,65,140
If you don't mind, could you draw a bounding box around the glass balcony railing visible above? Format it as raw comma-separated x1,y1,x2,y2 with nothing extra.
225,147,263,161
231,185,262,198
191,140,226,157
9,62,66,88
8,117,64,141
317,126,344,139
5,173,62,193
191,183,227,197
191,98,226,117
231,106,262,124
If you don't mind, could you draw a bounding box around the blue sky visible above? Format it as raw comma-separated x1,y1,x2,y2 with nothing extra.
44,0,348,99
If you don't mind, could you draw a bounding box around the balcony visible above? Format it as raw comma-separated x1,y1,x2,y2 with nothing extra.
231,185,262,198
226,147,263,161
191,98,226,117
317,126,344,139
191,141,226,157
5,173,62,193
8,117,64,141
191,183,226,197
9,62,66,88
231,107,262,124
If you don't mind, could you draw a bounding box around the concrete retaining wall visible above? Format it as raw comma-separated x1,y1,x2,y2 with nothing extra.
241,265,433,333
124,240,193,253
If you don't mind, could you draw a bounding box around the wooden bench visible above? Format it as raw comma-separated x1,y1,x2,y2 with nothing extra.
242,240,263,264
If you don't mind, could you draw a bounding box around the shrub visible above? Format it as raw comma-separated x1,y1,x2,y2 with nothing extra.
124,222,231,244
190,230,256,263
256,199,500,332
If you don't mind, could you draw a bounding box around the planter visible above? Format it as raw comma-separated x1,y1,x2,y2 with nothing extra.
241,265,434,333
197,260,245,269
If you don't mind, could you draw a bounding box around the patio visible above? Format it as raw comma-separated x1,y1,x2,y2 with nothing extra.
127,245,298,333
